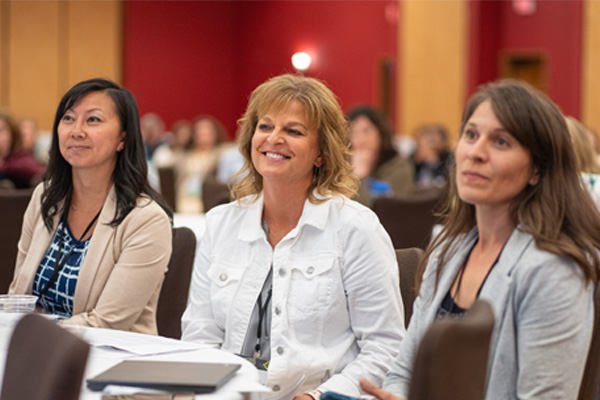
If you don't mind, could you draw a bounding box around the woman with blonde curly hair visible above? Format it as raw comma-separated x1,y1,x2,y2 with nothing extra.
182,74,405,400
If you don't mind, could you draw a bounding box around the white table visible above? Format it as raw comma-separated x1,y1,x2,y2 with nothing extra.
0,316,266,400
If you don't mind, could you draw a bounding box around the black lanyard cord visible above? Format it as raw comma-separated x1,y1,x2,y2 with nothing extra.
254,285,272,358
38,206,102,298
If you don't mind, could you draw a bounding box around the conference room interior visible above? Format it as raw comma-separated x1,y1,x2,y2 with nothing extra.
1,1,600,399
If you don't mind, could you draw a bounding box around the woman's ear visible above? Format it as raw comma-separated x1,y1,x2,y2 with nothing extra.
315,154,323,168
529,167,540,185
117,132,126,152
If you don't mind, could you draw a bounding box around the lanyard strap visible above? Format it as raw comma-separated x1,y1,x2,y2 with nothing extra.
38,206,102,298
254,272,273,358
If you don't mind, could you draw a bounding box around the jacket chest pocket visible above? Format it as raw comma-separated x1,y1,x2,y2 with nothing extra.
287,257,337,313
207,263,243,325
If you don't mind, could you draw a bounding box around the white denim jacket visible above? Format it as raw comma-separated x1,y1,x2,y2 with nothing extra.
182,192,405,398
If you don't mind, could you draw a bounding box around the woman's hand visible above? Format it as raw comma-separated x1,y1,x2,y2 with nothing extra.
359,379,403,400
293,394,314,400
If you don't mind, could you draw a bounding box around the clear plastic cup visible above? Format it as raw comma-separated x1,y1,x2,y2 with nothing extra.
0,294,38,313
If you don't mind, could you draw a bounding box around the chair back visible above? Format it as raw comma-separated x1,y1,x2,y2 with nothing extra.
408,299,495,400
373,193,442,250
395,247,424,328
0,313,90,400
578,279,600,400
158,166,177,211
0,188,33,293
202,175,230,213
156,227,197,339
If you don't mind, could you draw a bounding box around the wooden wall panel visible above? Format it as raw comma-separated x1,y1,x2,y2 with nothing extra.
67,1,122,91
582,0,600,133
9,1,61,130
0,2,6,108
3,1,121,131
398,0,467,142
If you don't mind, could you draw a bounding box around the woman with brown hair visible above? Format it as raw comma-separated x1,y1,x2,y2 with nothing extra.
361,79,600,399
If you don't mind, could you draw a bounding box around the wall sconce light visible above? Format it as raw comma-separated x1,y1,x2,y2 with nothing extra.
292,52,312,71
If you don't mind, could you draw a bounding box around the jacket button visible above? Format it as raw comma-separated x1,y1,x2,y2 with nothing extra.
278,268,286,277
219,273,227,281
277,346,284,355
275,306,281,315
307,266,315,274
273,385,280,392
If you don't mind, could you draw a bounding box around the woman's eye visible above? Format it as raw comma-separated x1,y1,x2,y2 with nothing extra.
61,114,74,122
87,116,101,123
464,129,477,140
496,137,509,147
287,128,302,136
258,123,272,131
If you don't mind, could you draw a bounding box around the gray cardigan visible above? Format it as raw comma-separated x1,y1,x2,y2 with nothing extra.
383,227,594,399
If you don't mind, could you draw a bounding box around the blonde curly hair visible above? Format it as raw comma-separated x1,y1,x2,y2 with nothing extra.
231,74,358,202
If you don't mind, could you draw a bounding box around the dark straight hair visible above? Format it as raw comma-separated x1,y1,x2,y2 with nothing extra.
41,78,172,230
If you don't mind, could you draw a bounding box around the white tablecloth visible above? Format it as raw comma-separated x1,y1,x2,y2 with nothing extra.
0,316,265,400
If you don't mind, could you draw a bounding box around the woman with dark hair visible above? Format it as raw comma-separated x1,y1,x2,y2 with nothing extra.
347,106,414,206
9,78,173,334
360,80,600,399
182,74,404,399
0,111,44,188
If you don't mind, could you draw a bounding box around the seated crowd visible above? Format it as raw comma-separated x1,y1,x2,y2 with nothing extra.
4,74,600,399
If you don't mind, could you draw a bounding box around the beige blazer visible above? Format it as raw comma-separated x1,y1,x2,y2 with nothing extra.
9,184,172,335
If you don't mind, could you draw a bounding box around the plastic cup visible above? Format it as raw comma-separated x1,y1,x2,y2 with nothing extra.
0,294,38,313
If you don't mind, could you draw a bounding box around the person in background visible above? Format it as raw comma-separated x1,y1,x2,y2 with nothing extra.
175,115,227,213
566,116,600,208
171,119,193,152
347,105,414,206
360,79,600,399
9,78,172,334
18,118,38,154
182,74,404,399
0,111,45,188
411,123,452,189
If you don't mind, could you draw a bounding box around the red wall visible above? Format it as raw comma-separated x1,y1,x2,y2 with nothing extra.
123,1,397,138
468,0,583,117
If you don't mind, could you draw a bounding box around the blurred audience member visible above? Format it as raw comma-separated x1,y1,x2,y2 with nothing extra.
216,128,245,184
171,119,193,151
139,112,164,192
140,112,167,160
412,123,452,188
176,115,228,213
18,118,38,154
0,111,44,188
566,116,600,207
348,105,414,206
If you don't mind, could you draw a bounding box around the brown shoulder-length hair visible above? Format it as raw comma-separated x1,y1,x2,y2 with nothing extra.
231,74,359,202
416,79,600,293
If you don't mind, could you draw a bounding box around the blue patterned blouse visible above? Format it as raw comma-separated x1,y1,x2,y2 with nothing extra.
32,220,90,318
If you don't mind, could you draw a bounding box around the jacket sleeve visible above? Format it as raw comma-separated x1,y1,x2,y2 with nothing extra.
318,209,406,397
63,203,172,333
512,256,593,399
180,212,224,347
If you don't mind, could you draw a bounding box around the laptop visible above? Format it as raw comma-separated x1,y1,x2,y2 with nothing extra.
86,360,241,393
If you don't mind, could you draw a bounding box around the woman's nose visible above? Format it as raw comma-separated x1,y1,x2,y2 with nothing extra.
467,139,487,161
266,128,284,144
